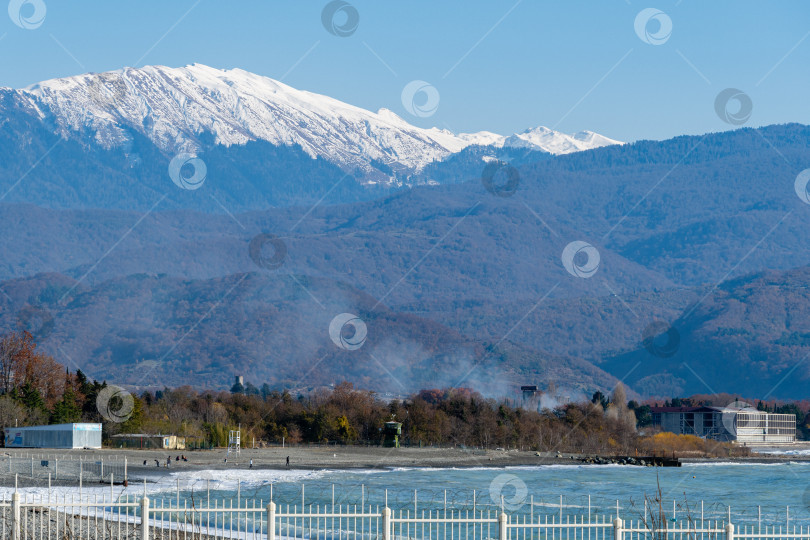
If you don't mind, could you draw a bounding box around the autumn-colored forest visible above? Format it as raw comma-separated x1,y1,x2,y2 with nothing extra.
1,330,807,455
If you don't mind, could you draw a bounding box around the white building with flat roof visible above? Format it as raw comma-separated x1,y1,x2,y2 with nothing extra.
4,423,102,449
650,406,795,445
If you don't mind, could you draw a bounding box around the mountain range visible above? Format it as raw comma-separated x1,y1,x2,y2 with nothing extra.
1,64,810,399
12,64,620,186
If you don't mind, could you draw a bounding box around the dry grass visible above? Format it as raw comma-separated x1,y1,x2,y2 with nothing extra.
638,432,750,457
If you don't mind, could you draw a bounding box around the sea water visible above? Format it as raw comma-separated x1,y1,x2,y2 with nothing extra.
3,462,808,528
136,462,810,527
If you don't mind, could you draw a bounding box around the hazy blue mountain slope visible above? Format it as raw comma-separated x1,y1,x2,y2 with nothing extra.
601,266,810,399
0,272,620,397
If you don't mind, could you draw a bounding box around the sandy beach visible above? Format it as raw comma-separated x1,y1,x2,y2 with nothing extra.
3,444,810,489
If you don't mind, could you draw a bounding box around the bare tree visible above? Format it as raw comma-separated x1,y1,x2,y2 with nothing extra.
0,395,25,428
0,332,25,394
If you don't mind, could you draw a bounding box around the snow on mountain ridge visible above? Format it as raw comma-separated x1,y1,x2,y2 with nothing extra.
501,126,621,154
16,64,621,177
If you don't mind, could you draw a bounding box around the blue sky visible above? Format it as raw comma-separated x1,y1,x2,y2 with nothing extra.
2,0,808,142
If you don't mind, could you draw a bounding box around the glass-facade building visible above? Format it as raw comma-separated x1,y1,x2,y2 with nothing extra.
650,406,795,444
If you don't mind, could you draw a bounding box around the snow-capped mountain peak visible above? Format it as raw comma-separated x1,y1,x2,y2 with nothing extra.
12,64,622,180
501,126,621,154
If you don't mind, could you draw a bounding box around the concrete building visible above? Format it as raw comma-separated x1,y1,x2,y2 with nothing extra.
111,433,186,449
3,423,102,449
520,385,539,399
650,406,795,444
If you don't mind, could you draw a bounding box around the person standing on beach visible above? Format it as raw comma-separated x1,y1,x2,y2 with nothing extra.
286,456,290,467
250,459,253,468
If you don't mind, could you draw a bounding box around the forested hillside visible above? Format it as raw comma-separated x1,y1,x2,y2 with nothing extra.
1,123,810,398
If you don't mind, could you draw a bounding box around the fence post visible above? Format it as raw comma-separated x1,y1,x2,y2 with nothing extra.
382,506,391,540
499,511,508,540
267,501,276,540
614,518,623,540
11,491,20,540
726,523,734,540
141,496,150,540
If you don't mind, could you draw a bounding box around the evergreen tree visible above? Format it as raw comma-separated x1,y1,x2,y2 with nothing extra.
591,391,608,410
119,396,144,433
13,381,47,412
260,383,272,400
634,405,653,427
50,386,82,424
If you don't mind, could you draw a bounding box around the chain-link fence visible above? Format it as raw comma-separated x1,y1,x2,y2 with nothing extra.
1,453,127,483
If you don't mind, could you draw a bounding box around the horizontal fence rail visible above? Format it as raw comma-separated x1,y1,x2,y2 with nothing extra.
1,491,810,540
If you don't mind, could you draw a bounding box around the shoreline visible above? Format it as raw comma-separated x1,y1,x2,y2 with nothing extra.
2,445,809,488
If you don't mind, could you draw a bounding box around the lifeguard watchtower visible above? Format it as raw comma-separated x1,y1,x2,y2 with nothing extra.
227,429,241,456
382,421,402,448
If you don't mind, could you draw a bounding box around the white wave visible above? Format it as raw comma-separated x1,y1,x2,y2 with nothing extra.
386,463,626,473
150,468,333,493
0,468,332,501
752,448,810,456
682,461,810,467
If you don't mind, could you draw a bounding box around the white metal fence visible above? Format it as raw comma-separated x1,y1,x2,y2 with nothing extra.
1,491,810,540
